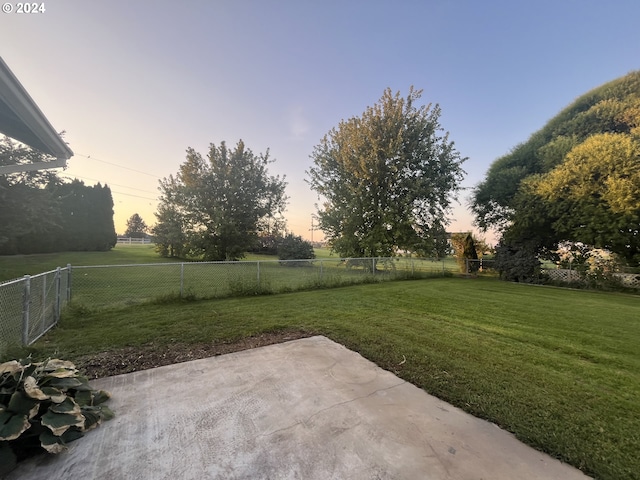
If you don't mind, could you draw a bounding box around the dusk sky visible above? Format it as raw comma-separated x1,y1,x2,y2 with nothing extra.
2,0,639,243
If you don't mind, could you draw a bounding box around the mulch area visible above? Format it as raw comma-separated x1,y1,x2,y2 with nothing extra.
74,330,314,379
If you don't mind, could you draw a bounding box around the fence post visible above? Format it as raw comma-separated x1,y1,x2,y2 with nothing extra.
41,273,47,336
320,260,323,278
55,267,61,323
569,259,573,281
257,261,261,286
66,264,72,301
372,258,376,275
180,263,185,298
22,275,31,345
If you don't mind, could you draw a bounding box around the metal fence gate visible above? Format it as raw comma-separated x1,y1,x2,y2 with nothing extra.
0,266,71,354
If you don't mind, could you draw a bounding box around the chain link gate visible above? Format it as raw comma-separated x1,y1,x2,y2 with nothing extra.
0,266,71,356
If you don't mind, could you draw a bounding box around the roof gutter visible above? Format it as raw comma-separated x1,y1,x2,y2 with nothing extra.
0,56,73,174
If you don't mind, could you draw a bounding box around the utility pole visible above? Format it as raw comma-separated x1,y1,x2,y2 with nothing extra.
310,215,317,243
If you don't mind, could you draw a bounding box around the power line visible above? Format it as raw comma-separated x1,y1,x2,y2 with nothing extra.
61,173,158,195
110,190,158,201
74,153,162,179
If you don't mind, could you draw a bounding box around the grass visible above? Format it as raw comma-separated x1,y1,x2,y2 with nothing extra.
3,246,637,478
30,251,457,309
22,277,640,480
0,245,460,286
0,244,171,282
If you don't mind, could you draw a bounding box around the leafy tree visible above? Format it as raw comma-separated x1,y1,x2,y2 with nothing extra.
0,138,116,253
517,133,640,264
307,87,466,258
493,239,541,283
124,213,148,238
51,180,117,251
472,71,640,232
153,175,187,257
155,140,287,260
0,137,61,254
277,233,315,261
152,201,186,258
249,216,287,255
472,71,640,267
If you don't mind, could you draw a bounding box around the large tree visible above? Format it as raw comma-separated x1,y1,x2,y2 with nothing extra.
124,213,148,238
472,71,640,266
155,140,287,260
49,180,117,252
0,138,116,254
526,133,640,263
152,200,186,258
307,87,466,258
0,137,60,253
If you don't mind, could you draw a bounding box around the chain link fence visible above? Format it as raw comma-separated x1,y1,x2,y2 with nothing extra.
464,258,497,276
71,257,457,309
0,257,457,354
0,267,71,356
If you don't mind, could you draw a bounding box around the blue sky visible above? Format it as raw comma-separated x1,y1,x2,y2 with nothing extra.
2,0,639,243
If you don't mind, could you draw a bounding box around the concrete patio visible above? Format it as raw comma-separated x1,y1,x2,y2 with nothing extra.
9,336,590,479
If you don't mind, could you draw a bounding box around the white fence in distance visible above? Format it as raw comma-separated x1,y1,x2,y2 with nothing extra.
116,237,152,244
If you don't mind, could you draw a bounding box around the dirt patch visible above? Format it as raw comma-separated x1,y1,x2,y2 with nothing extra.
75,330,314,379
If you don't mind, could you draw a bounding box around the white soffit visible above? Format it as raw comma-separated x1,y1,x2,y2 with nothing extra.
0,56,73,174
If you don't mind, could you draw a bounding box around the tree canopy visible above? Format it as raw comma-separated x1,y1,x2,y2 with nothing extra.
152,199,186,258
1,137,60,251
124,213,148,238
528,133,640,262
0,137,116,254
154,140,287,260
277,233,315,261
307,87,466,258
471,71,640,265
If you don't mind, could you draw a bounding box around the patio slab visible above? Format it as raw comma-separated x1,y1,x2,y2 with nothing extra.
9,336,590,479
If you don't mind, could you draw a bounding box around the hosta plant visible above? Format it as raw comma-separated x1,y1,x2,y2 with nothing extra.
0,358,113,475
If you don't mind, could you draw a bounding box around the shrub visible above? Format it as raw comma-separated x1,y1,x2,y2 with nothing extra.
493,241,541,283
277,234,315,262
0,358,113,475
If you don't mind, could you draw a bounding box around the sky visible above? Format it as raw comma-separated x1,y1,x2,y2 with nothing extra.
2,0,639,244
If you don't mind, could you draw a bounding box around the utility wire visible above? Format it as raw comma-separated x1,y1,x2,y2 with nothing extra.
74,153,162,179
110,190,157,201
61,173,158,195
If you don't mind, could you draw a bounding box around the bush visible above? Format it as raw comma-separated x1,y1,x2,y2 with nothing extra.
277,234,315,262
0,358,113,475
493,241,541,283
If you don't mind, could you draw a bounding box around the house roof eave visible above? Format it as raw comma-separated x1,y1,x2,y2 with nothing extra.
0,56,74,174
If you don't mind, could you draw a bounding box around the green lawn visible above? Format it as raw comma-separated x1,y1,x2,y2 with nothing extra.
68,256,455,308
23,277,640,480
0,245,459,290
0,244,459,309
0,244,169,281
